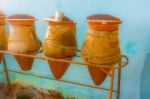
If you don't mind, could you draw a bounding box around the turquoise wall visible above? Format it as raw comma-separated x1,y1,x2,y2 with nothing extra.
1,0,150,99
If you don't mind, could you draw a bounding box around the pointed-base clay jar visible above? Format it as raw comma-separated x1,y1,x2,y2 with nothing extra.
7,14,41,71
43,16,76,79
81,14,122,85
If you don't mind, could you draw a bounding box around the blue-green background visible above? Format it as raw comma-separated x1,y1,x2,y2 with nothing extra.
1,0,150,99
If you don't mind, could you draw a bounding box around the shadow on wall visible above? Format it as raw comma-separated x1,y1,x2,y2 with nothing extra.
140,53,150,99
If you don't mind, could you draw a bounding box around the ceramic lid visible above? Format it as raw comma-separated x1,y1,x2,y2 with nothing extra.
87,14,122,24
7,14,35,26
7,14,35,20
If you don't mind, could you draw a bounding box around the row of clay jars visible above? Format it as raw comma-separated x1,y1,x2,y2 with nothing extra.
4,14,121,86
0,14,8,63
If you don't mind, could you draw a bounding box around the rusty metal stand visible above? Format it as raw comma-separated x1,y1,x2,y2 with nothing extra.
3,57,10,86
108,68,115,99
116,62,122,99
0,50,128,99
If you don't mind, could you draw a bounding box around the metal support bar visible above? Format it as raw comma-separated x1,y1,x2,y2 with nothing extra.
116,62,122,99
3,57,10,86
109,68,115,99
8,69,117,92
100,66,112,77
0,50,128,69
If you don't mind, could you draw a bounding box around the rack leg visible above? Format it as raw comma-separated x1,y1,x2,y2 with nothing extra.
108,68,115,99
3,57,10,86
116,62,122,99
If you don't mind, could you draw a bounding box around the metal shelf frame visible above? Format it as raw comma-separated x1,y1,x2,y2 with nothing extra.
0,50,129,99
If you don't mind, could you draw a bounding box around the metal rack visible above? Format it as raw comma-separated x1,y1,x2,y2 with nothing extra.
0,50,128,99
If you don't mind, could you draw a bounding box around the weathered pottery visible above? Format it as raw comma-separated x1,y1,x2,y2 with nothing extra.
7,14,41,71
43,16,76,79
81,14,122,85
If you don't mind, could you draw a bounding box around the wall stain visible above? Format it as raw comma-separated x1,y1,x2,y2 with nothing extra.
125,41,137,55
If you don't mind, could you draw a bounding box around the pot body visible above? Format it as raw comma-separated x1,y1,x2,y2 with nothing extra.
8,25,41,70
81,22,121,85
43,23,76,79
8,25,40,54
81,29,121,65
43,24,76,58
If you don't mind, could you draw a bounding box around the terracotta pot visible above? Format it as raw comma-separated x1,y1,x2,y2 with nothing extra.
81,14,122,85
7,14,41,71
0,14,8,63
43,16,76,79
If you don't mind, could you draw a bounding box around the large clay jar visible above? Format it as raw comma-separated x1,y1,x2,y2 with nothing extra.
43,16,76,79
81,14,122,85
7,14,41,71
0,14,8,63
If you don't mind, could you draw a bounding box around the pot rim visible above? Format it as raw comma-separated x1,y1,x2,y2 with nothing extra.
6,19,36,21
86,14,122,24
86,20,122,25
